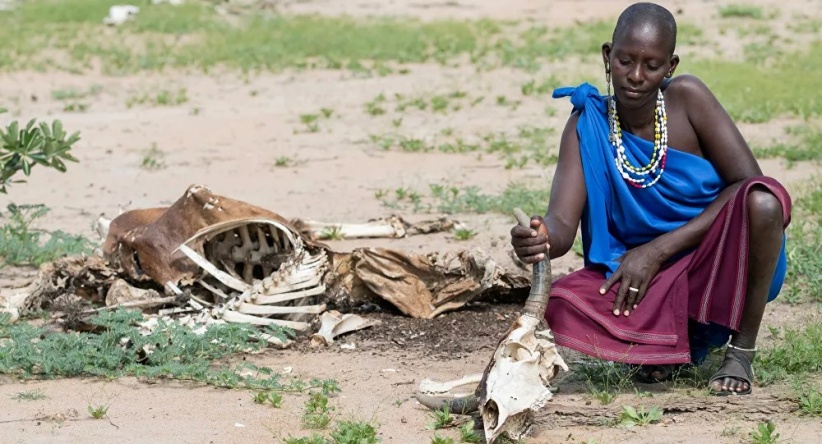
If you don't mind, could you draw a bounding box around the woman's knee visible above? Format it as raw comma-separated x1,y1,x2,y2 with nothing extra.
747,188,784,230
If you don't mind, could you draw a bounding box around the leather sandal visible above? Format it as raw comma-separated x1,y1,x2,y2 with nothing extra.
708,344,755,396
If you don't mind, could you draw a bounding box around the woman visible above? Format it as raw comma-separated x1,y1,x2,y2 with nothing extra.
510,2,792,395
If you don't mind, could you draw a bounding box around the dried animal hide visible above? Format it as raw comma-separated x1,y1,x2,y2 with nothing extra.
327,247,529,319
103,184,317,290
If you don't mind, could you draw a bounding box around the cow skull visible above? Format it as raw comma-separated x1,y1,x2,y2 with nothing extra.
479,315,567,441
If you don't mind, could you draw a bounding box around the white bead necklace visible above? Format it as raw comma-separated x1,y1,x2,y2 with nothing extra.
608,90,668,189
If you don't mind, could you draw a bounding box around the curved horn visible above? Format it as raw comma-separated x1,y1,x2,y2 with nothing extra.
413,393,480,415
513,208,551,318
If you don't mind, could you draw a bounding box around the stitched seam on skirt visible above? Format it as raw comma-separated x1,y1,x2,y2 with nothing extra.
552,288,679,345
730,182,752,329
554,332,691,362
700,191,737,323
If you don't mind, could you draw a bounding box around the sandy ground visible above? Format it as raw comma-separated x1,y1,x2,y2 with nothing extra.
1,0,821,443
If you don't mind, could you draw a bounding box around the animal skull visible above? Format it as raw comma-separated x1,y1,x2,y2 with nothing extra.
479,314,568,441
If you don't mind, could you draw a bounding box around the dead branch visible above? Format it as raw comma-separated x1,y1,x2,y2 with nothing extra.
532,393,799,428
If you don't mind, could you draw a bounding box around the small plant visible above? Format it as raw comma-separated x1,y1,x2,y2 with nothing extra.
799,388,822,417
329,420,380,444
284,434,328,444
303,392,333,429
254,391,283,408
750,421,780,444
320,226,344,240
275,156,296,168
458,422,481,443
0,203,93,267
365,94,386,116
591,388,617,405
62,102,89,112
0,110,80,193
11,389,47,401
430,436,455,444
718,4,764,19
617,405,663,428
720,425,740,437
140,143,166,170
87,404,108,419
427,403,454,430
453,228,476,241
310,378,341,396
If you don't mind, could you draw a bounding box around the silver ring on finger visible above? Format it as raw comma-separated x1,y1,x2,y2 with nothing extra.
628,286,639,293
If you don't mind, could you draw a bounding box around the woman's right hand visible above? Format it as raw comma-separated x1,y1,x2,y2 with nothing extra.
510,215,551,263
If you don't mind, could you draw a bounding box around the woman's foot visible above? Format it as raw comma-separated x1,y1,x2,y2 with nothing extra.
634,364,678,383
709,346,755,395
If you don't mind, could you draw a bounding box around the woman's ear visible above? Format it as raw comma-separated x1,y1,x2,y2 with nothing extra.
666,54,681,77
601,42,612,72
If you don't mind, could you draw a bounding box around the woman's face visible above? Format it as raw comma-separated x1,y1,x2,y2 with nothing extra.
602,24,679,109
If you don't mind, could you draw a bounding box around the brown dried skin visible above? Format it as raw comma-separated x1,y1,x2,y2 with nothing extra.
104,185,304,289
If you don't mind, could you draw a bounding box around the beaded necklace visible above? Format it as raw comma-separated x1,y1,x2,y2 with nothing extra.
608,91,668,189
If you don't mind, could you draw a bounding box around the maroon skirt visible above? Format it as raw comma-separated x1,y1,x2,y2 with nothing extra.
545,177,792,364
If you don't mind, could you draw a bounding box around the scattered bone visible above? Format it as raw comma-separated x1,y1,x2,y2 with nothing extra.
105,279,160,306
103,5,139,26
418,374,483,395
309,310,380,346
293,215,457,240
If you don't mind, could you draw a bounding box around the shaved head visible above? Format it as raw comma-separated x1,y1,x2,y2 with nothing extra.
612,2,677,55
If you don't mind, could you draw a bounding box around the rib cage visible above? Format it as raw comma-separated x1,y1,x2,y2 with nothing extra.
178,218,328,331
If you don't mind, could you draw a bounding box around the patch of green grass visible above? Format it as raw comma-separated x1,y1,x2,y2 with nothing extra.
752,125,822,166
430,435,456,444
798,387,822,417
126,88,188,108
51,85,102,101
0,3,702,74
688,44,822,123
10,389,47,401
453,227,476,241
378,181,549,216
781,178,822,302
718,4,764,19
0,309,302,391
0,203,93,267
755,322,822,385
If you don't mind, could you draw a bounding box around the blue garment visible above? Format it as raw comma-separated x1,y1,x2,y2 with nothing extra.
551,83,787,364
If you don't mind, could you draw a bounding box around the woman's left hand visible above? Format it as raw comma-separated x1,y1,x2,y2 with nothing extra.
599,243,666,316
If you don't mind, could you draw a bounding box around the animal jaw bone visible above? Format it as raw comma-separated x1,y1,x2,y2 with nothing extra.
419,373,483,395
309,310,380,346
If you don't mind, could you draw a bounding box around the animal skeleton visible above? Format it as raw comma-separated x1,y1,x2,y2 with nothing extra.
2,185,529,350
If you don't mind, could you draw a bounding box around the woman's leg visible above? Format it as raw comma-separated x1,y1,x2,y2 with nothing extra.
709,187,785,394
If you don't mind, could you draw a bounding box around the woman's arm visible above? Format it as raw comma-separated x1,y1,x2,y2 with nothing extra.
511,111,587,262
651,75,764,262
